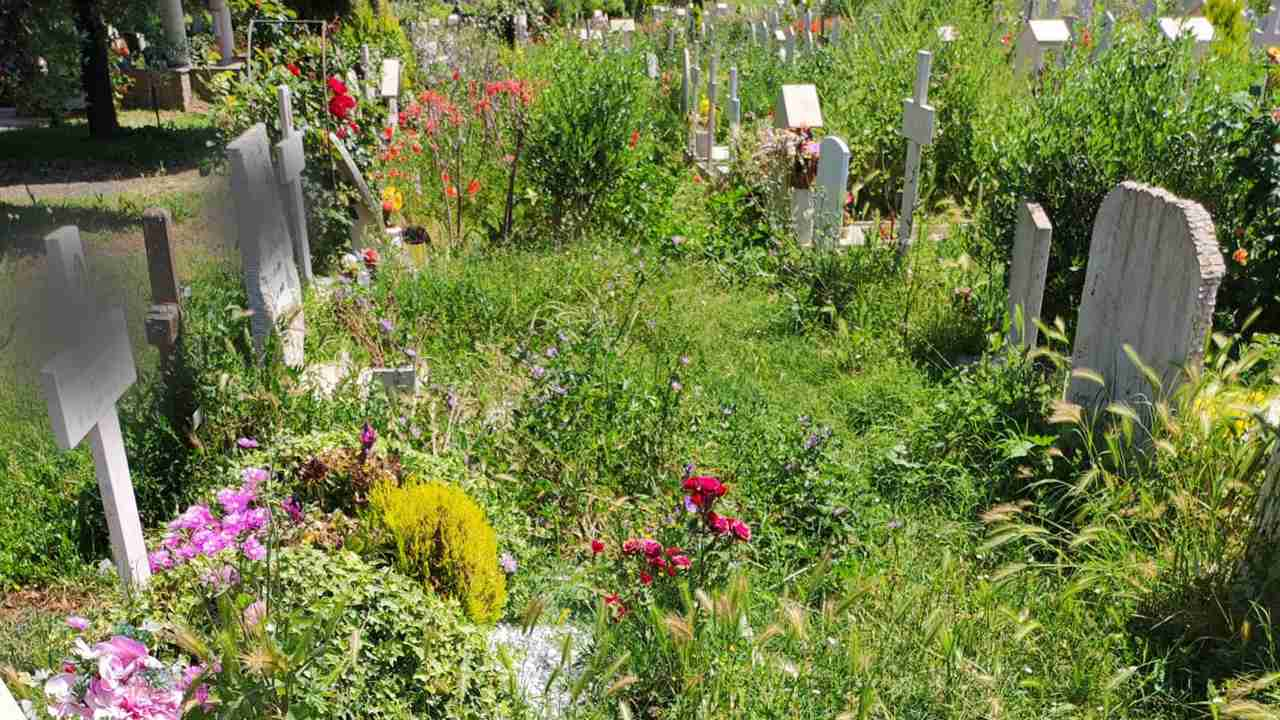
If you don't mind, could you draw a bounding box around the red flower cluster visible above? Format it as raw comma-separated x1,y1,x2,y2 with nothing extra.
683,475,726,511
683,475,750,541
484,78,534,107
328,76,357,120
287,63,301,77
622,538,692,582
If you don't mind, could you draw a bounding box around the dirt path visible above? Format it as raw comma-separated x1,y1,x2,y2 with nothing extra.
0,168,212,205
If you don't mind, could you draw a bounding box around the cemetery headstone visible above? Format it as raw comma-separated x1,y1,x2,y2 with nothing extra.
896,50,936,260
1256,7,1280,48
275,86,313,285
228,124,306,368
1014,19,1071,75
1066,182,1224,412
1006,202,1052,350
1158,16,1214,56
40,226,150,588
647,52,660,79
515,12,530,43
785,26,797,62
773,84,823,128
814,136,851,250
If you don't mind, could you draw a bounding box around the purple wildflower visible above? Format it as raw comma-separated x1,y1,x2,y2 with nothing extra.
65,616,89,632
500,553,518,574
531,365,546,380
236,437,259,450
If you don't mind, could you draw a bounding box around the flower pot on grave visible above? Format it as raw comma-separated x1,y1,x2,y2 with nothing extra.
404,226,429,268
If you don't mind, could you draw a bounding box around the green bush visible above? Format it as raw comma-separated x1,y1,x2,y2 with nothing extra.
372,480,508,623
976,20,1255,325
523,41,648,235
151,546,512,719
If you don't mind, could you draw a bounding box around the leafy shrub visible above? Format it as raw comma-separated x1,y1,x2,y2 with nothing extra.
152,546,512,719
523,41,647,234
976,21,1255,325
372,480,508,623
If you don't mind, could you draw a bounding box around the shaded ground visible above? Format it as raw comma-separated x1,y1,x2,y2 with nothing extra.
0,109,218,187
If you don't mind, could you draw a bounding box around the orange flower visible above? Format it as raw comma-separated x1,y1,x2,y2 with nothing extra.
1233,248,1249,266
466,179,481,197
446,185,458,198
629,130,640,149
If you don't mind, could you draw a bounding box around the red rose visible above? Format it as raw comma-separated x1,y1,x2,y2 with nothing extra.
639,571,653,586
329,92,356,119
288,63,301,77
591,539,605,555
327,75,348,95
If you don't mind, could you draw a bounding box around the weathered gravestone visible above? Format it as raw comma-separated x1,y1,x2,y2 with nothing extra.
681,48,693,114
813,136,850,250
329,132,384,250
1158,16,1215,56
1014,19,1070,75
896,50,936,261
1006,202,1052,350
228,123,306,368
515,12,529,43
1255,6,1280,48
40,226,150,588
1066,182,1224,412
276,86,313,285
210,0,236,64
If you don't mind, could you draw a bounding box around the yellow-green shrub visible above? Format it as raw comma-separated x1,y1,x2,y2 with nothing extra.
371,480,507,623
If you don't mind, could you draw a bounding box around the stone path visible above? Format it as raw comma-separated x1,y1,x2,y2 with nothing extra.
0,168,211,205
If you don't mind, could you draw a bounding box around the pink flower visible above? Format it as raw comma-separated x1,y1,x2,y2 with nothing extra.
236,437,258,449
241,536,267,561
243,600,267,628
217,487,253,515
282,497,304,524
729,518,751,542
671,554,691,569
360,422,377,449
639,571,653,586
622,538,642,555
640,539,663,558
66,616,89,631
241,467,268,491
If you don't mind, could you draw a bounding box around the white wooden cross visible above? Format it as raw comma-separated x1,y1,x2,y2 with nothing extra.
705,54,718,174
275,86,312,286
360,44,375,100
896,50,936,260
1255,6,1280,48
40,227,150,589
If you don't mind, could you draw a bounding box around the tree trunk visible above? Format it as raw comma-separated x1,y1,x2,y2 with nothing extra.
73,0,119,139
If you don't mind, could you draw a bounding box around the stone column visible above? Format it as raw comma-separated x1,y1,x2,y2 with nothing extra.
159,0,191,67
210,0,235,65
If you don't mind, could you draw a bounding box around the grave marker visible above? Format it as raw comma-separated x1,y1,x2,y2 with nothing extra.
1066,182,1224,412
647,52,660,79
1255,7,1280,48
329,132,383,252
228,123,306,368
1014,19,1071,75
896,50,936,260
515,12,529,43
1006,202,1052,350
774,84,823,128
360,45,375,100
276,86,313,285
381,58,401,133
814,136,850,250
40,226,150,588
728,66,741,137
1158,16,1214,56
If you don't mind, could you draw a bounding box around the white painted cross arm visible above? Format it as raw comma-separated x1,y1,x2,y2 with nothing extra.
896,50,936,258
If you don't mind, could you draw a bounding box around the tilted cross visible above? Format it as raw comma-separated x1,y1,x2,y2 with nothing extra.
40,226,150,589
